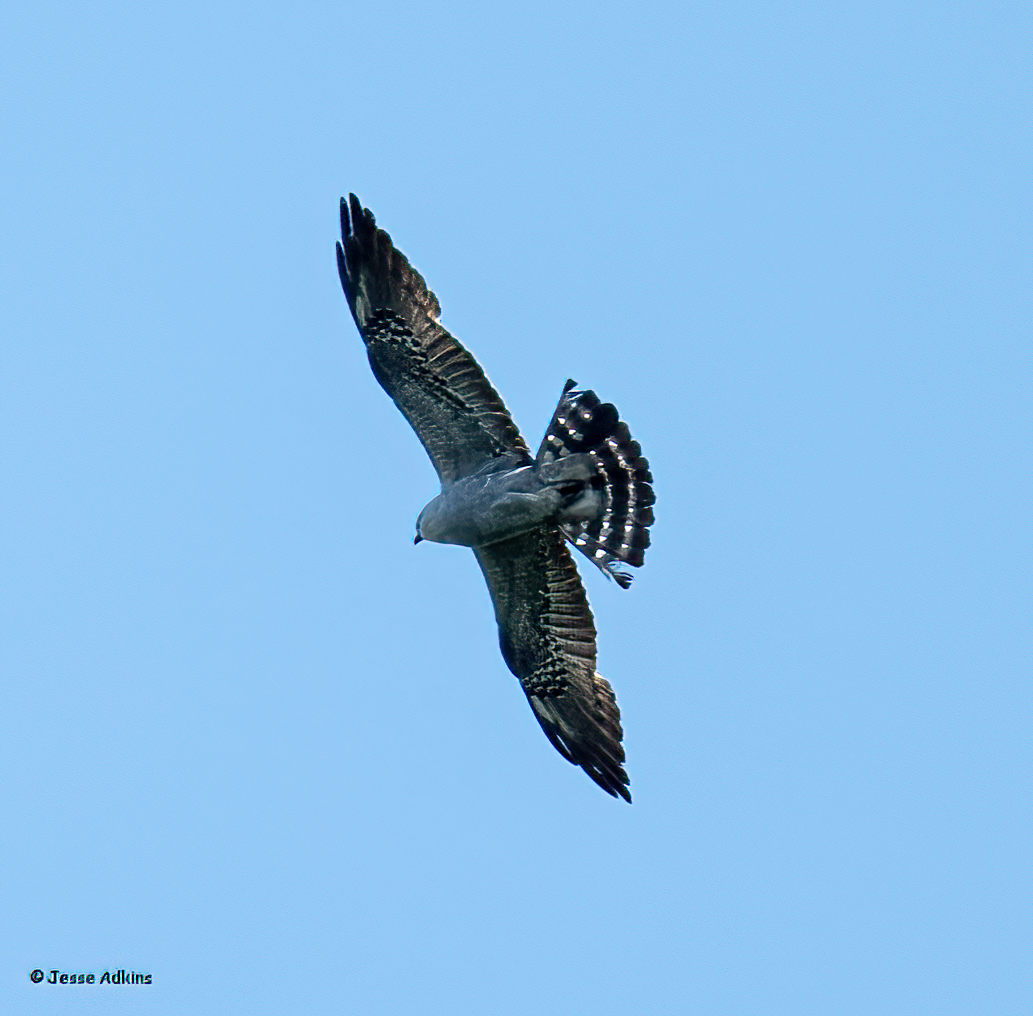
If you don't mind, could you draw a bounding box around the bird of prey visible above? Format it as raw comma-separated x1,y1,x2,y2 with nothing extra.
335,194,655,801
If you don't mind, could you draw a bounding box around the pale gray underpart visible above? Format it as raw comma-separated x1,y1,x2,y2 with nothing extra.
416,456,600,548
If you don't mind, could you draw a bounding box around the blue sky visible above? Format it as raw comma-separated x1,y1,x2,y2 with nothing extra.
3,2,1029,1013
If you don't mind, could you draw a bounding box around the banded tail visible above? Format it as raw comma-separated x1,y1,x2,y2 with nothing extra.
536,380,655,588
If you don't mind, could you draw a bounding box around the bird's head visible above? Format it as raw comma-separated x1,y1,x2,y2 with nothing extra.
414,496,449,545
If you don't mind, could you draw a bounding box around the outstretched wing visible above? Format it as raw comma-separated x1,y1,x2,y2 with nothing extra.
474,526,631,801
336,194,531,482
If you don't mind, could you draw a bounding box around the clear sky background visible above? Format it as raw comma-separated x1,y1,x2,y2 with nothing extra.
2,2,1029,1014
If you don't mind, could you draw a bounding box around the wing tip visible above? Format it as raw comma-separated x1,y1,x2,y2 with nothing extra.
587,760,633,802
528,690,632,803
340,192,376,243
348,191,364,224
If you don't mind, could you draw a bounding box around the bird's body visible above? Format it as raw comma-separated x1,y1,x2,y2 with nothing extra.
416,456,599,548
336,194,655,801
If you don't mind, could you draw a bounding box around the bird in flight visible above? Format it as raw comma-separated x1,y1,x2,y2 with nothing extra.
335,195,655,801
